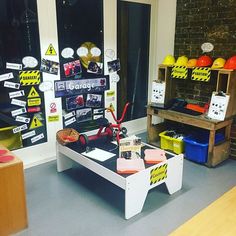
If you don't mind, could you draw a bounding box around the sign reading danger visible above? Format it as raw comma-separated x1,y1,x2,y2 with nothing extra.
171,66,188,79
19,70,40,86
150,163,168,185
191,67,211,82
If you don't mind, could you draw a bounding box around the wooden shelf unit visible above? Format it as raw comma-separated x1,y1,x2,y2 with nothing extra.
147,65,236,167
147,107,232,167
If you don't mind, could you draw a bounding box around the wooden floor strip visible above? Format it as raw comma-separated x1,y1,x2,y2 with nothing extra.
170,186,236,236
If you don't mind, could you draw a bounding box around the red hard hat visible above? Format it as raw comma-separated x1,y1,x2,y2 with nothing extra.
196,55,213,67
224,56,236,69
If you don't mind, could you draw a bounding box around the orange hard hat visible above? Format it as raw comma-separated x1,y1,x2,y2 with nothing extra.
196,55,213,67
224,56,236,70
187,59,197,67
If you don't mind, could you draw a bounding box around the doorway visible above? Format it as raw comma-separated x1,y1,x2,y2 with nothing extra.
117,0,150,122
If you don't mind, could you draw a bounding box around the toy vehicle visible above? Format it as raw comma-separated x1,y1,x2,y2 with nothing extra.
79,102,131,146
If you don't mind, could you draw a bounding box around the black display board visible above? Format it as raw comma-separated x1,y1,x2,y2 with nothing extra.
56,0,106,132
0,0,47,150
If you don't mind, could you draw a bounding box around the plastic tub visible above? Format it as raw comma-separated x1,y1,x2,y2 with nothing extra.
159,131,185,154
183,132,225,163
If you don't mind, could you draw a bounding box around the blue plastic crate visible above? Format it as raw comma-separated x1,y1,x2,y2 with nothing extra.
183,132,224,163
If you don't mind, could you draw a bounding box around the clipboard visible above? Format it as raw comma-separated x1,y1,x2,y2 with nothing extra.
208,91,230,121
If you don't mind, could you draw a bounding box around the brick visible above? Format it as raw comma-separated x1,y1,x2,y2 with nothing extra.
175,0,236,57
174,0,236,105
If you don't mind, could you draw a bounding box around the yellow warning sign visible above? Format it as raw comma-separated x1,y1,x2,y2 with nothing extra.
171,66,188,79
150,163,168,185
191,67,211,82
27,98,41,107
29,116,43,129
48,115,59,122
45,44,57,56
28,86,39,98
106,90,115,97
19,70,40,86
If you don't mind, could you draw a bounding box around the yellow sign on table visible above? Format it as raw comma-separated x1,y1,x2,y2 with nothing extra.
150,163,168,185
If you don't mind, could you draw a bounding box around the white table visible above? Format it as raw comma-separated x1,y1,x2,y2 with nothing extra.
56,142,183,219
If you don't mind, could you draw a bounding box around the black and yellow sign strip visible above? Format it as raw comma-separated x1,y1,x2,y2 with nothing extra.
150,163,168,185
171,66,188,79
19,70,40,86
191,67,211,82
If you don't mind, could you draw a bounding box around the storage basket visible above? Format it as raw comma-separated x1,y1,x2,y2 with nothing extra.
56,128,80,145
183,132,224,163
159,131,185,154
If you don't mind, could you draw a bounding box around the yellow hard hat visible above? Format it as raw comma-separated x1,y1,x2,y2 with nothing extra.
187,58,197,67
212,58,226,69
175,56,188,66
162,55,175,66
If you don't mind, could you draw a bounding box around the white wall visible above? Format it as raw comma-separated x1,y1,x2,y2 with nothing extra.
156,0,177,65
147,0,177,107
14,0,62,168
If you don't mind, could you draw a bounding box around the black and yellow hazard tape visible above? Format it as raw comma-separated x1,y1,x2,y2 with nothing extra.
171,66,188,79
150,163,168,185
19,70,41,86
191,67,211,82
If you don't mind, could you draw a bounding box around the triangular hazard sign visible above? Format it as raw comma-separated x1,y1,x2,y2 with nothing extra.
29,115,43,129
45,44,57,55
28,87,39,98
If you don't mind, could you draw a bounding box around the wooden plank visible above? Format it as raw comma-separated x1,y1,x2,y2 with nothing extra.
157,110,215,130
170,187,236,236
207,129,216,166
210,141,230,167
227,71,236,116
147,123,166,143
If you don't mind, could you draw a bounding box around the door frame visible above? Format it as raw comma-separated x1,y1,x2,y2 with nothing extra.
117,0,158,135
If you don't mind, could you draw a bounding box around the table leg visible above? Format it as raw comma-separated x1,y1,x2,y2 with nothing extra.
165,154,184,194
56,145,73,172
125,173,149,219
207,130,215,166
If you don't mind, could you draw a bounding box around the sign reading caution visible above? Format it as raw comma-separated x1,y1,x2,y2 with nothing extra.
191,67,211,82
150,163,168,185
19,70,40,86
171,66,188,79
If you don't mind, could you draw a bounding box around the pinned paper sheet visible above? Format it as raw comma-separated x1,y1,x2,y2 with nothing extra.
82,148,115,161
151,81,165,104
208,92,229,121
